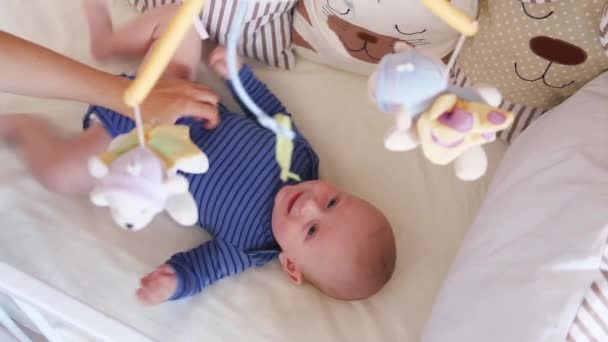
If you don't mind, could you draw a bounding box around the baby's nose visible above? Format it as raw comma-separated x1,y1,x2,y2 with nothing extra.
299,196,322,215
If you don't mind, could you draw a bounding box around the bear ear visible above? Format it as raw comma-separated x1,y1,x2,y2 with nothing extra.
90,188,109,207
88,157,108,179
600,3,608,56
474,84,503,107
165,193,198,226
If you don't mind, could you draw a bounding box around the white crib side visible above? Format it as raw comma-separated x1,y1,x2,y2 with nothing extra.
0,262,153,342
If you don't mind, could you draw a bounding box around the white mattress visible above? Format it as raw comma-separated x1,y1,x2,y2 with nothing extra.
0,0,507,341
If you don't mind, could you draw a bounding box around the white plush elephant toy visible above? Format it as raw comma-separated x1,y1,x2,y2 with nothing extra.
368,43,514,181
88,125,208,231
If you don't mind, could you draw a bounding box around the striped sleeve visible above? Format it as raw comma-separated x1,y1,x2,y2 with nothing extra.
166,239,254,300
83,105,135,138
227,65,288,119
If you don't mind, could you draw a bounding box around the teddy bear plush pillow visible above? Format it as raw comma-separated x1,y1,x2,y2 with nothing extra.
128,0,298,69
292,0,478,75
454,0,608,142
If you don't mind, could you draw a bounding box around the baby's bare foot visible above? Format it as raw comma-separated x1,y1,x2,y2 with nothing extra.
82,0,114,62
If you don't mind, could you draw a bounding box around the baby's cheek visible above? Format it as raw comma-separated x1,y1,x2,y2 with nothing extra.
273,223,299,250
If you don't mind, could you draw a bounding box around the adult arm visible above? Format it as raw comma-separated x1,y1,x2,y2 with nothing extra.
0,31,219,126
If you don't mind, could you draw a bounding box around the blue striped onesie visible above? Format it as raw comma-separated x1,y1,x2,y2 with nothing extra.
84,66,319,300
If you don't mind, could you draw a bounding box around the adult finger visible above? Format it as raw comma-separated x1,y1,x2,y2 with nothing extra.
186,84,219,105
186,102,220,128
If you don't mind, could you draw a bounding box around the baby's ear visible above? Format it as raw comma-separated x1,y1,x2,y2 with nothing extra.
279,253,303,285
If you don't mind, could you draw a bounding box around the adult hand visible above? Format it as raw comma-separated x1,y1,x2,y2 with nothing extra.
135,78,220,129
0,32,221,129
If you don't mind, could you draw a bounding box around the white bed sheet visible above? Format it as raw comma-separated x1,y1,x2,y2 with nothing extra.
0,0,507,341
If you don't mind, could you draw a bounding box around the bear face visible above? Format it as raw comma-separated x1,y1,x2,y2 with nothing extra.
325,12,405,64
293,0,478,74
106,191,160,231
459,0,608,109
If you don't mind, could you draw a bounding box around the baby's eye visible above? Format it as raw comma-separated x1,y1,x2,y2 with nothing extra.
307,224,318,239
327,198,338,209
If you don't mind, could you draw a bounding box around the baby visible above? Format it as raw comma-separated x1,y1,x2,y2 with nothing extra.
0,1,396,304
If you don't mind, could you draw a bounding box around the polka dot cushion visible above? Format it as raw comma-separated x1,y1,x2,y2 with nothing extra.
456,0,608,142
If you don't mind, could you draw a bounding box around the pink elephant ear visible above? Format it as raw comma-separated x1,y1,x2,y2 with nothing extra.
601,3,608,56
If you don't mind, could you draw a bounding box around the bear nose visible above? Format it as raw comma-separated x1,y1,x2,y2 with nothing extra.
357,32,378,44
126,223,133,230
529,36,587,66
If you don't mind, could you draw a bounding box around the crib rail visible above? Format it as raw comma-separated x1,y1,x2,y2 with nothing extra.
0,262,153,342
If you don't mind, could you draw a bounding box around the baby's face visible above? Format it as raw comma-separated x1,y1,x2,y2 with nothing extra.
272,180,390,295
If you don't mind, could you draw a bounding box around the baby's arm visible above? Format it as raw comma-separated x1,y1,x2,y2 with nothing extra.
136,239,254,305
209,47,289,120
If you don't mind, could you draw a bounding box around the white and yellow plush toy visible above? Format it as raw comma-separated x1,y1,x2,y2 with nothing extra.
369,44,513,181
87,0,210,231
88,126,208,231
367,1,514,181
89,0,300,230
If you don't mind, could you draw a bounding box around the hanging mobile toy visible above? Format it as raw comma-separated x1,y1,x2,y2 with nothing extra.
88,0,299,231
88,0,210,231
225,0,300,182
369,0,514,181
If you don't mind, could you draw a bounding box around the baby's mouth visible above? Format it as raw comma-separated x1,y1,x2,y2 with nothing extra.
287,192,303,215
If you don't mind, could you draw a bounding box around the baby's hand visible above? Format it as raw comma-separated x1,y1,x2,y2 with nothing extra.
209,46,242,80
136,264,177,306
